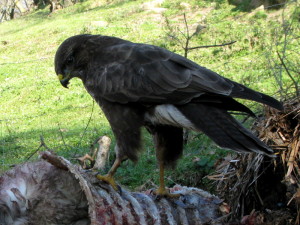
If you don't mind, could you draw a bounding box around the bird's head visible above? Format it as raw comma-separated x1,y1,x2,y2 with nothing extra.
54,34,93,88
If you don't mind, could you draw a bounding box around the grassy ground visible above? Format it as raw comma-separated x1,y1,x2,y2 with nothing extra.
0,0,297,190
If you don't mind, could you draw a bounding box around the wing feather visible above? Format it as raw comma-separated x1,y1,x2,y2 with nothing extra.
84,36,282,110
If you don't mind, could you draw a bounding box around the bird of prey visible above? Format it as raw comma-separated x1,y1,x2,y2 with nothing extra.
55,34,282,197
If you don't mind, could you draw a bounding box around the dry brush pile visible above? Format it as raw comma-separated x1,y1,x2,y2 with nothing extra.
209,97,300,224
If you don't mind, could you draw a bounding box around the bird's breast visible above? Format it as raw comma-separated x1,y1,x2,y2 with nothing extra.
144,104,196,130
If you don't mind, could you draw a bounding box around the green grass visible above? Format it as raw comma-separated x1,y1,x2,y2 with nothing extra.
0,0,298,190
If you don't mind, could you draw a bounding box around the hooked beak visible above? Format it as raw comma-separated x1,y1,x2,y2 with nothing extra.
58,74,70,88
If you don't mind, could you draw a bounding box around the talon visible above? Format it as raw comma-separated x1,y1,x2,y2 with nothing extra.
153,162,180,198
154,186,180,198
96,157,123,191
96,174,118,191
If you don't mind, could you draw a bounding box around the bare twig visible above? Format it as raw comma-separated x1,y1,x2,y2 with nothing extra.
78,100,95,146
58,123,68,149
276,50,299,96
187,41,237,51
75,136,111,170
78,154,94,162
73,100,95,157
77,153,94,169
183,13,190,58
164,14,237,144
26,135,52,160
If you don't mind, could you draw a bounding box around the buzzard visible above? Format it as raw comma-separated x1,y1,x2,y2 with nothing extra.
55,34,282,197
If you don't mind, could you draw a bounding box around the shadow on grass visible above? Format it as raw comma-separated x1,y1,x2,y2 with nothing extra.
0,124,225,191
0,125,113,169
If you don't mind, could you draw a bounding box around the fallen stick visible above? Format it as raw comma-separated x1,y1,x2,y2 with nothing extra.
92,136,111,170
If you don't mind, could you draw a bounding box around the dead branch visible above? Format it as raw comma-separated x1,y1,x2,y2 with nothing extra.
276,50,299,96
164,14,236,145
92,136,111,170
187,41,237,51
210,97,300,222
72,100,95,157
77,153,94,169
26,135,51,160
76,135,111,170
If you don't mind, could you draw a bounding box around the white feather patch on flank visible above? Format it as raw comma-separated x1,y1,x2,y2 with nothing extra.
145,104,196,130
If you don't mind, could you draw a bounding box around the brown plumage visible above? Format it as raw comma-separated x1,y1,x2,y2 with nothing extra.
54,34,282,196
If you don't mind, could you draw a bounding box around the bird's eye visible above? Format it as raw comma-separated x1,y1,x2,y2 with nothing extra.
66,56,74,65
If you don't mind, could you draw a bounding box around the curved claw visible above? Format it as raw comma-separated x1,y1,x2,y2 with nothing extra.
96,174,119,191
154,186,180,198
154,162,180,198
96,157,123,192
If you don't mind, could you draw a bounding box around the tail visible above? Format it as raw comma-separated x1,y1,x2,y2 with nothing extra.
178,104,274,157
230,80,283,111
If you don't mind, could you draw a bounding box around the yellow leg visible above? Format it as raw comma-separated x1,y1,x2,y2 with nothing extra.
96,158,121,190
154,163,180,198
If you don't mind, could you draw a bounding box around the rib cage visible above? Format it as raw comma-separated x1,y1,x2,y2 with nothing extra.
0,151,224,225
